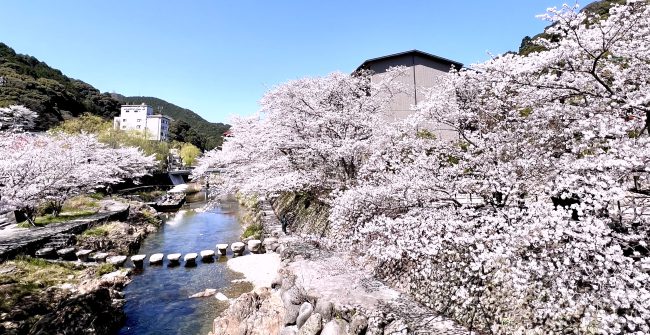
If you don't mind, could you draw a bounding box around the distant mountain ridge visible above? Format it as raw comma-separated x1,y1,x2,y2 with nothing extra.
0,42,120,130
112,95,229,150
0,42,229,149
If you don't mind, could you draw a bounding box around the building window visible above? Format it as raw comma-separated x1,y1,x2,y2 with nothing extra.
122,118,126,122
125,110,129,113
136,125,141,129
137,119,142,122
122,125,126,129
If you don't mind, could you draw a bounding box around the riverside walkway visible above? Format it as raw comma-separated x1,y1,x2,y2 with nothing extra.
0,200,129,262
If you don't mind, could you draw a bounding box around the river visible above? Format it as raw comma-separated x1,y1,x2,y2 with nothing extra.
118,196,252,335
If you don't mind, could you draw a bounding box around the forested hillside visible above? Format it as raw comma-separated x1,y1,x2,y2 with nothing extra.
113,95,229,150
0,42,229,148
0,43,120,130
518,0,627,55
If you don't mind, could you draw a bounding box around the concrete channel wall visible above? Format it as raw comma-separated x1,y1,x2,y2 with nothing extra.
0,204,129,262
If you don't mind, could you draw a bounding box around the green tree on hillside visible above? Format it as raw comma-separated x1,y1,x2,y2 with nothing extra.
169,120,205,149
179,143,201,166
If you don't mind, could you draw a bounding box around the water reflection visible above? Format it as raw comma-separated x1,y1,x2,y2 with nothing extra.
118,198,251,335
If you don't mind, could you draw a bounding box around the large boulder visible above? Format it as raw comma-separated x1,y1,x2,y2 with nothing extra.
349,314,368,335
280,325,299,335
383,319,408,334
314,300,334,322
296,302,313,328
298,313,322,335
212,288,285,335
284,303,300,326
321,319,348,335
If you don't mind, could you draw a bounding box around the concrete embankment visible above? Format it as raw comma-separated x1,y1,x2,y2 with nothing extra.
0,201,129,262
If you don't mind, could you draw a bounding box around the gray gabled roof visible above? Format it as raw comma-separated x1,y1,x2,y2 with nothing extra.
356,49,463,72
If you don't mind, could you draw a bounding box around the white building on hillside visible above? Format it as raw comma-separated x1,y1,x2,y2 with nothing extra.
113,103,172,141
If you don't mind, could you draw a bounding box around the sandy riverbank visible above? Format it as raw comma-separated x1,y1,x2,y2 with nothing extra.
226,252,281,289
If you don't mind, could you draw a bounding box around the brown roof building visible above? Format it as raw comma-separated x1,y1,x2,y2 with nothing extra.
357,50,462,140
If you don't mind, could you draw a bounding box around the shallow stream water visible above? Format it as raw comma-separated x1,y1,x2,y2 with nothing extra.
117,196,252,335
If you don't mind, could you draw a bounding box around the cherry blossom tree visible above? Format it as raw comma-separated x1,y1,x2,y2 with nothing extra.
198,1,650,333
196,68,408,197
0,106,156,224
0,105,37,132
331,1,650,333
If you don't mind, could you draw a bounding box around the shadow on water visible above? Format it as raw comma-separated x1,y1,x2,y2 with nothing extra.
117,197,253,335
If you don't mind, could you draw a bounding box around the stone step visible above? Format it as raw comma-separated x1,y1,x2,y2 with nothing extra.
216,244,228,256
167,253,181,264
131,254,146,268
230,242,245,256
107,255,127,267
149,253,164,265
35,247,56,259
93,252,109,262
200,250,215,260
75,249,93,262
184,253,198,266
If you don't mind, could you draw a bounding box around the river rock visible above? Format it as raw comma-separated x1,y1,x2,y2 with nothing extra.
184,252,198,265
263,237,278,252
314,300,334,322
231,242,245,256
93,252,109,262
296,302,313,328
130,254,146,268
212,288,285,335
167,253,181,264
298,313,322,335
35,247,55,259
189,288,216,298
56,247,76,260
248,239,262,253
284,303,300,326
216,243,229,255
349,314,369,335
149,253,164,265
321,319,348,335
29,286,124,335
280,325,298,335
75,249,93,262
200,249,215,261
215,292,228,301
383,319,408,334
282,286,303,306
106,255,127,266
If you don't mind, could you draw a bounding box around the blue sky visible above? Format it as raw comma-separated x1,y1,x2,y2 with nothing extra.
1,1,571,123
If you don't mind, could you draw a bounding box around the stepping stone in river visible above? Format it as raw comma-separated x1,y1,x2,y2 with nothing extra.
149,253,164,265
247,239,262,254
184,253,198,266
107,255,127,267
93,252,109,263
75,249,93,262
35,247,55,259
200,250,215,262
56,247,77,260
216,244,229,256
131,254,146,268
231,242,245,256
262,237,278,251
167,253,181,265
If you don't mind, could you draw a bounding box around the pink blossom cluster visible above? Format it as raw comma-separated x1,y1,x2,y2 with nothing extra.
0,106,156,223
199,1,650,333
